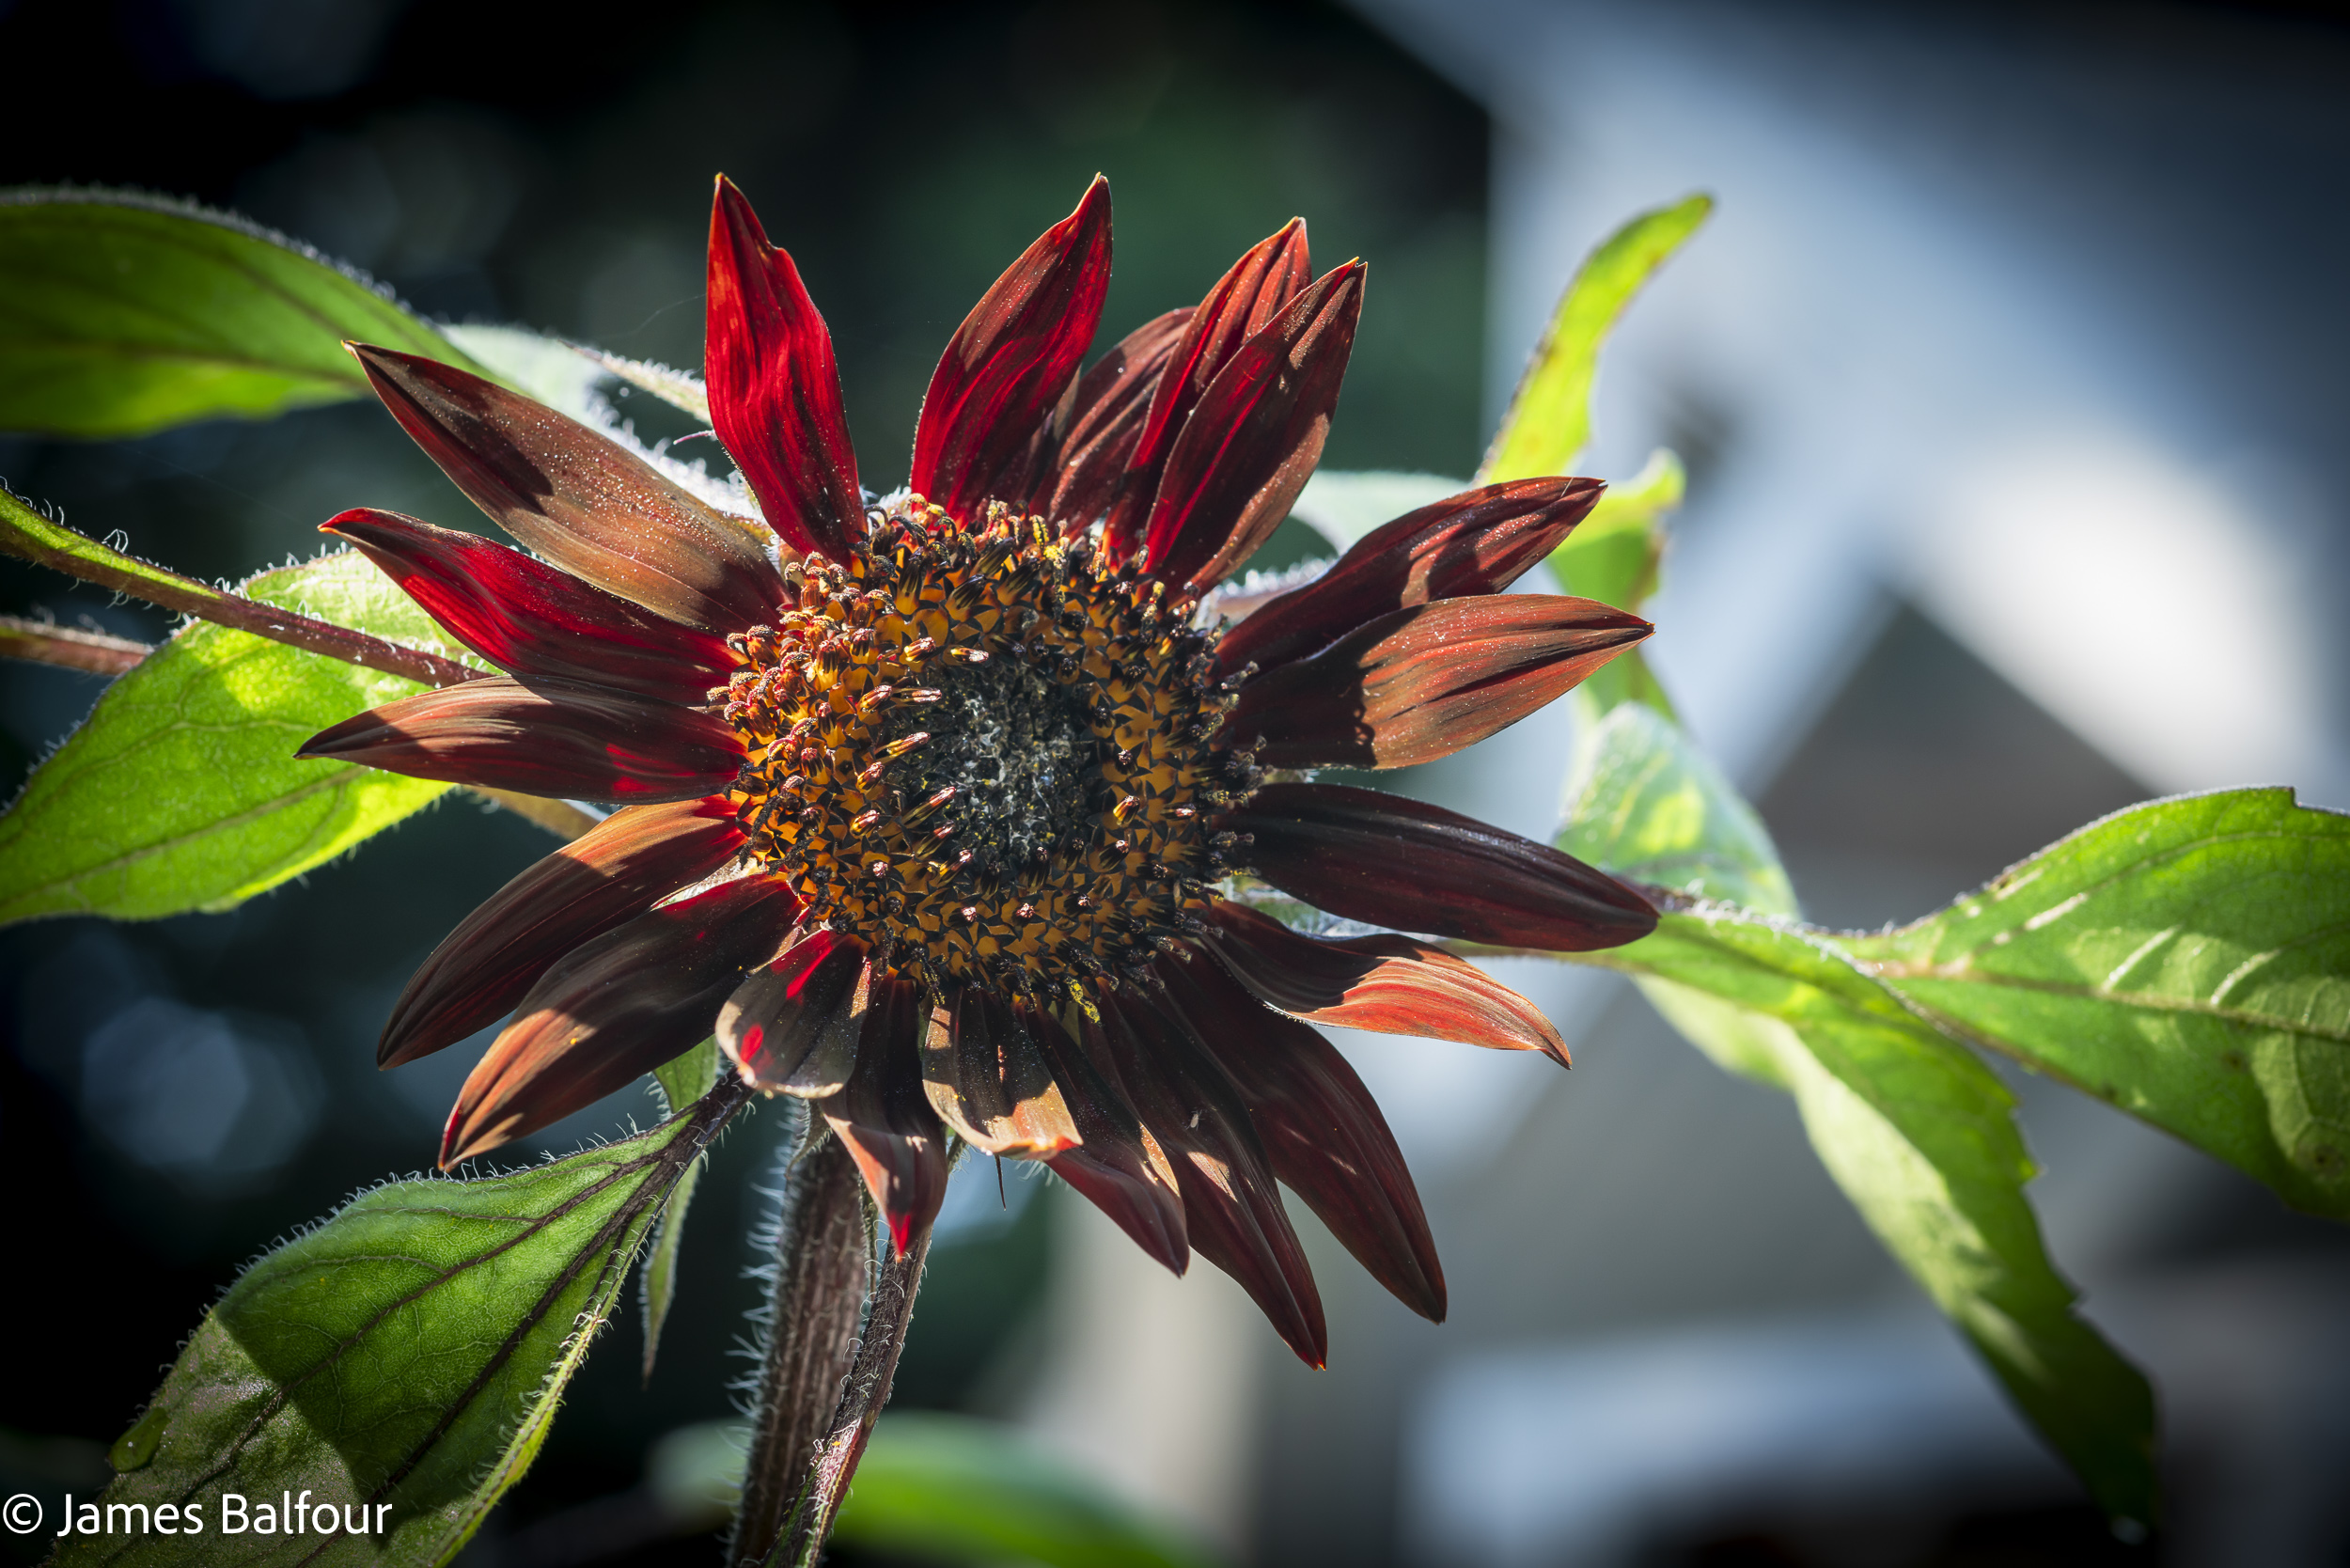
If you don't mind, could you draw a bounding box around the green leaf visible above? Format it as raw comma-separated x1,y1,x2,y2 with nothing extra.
1480,193,1712,483
641,1039,722,1381
59,1095,736,1568
1286,469,1465,554
1550,447,1683,613
1559,708,2157,1527
0,188,487,439
829,1414,1226,1568
1847,787,2350,1220
1559,701,1796,917
0,547,473,924
1585,917,2159,1528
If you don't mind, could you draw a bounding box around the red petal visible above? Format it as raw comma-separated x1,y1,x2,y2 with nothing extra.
323,509,734,706
352,345,786,632
440,872,799,1165
917,985,1080,1156
1230,594,1652,769
1158,952,1445,1323
1039,307,1190,532
1214,477,1605,675
1097,981,1326,1367
822,970,948,1256
1230,782,1658,952
717,928,867,1096
381,798,747,1067
1140,260,1364,592
1017,998,1187,1276
911,178,1112,524
1200,901,1568,1064
297,675,743,803
1104,219,1311,559
706,178,866,562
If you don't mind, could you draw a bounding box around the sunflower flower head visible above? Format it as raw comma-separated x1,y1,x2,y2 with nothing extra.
302,173,1661,1365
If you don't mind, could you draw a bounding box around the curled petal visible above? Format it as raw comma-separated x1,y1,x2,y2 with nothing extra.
1017,998,1187,1276
1140,260,1364,592
707,178,866,561
1105,219,1311,558
1097,982,1326,1367
1159,953,1445,1323
297,675,743,804
912,177,1112,524
1214,477,1605,675
1200,900,1568,1064
1230,782,1658,952
1039,308,1189,532
1230,594,1652,769
323,509,735,705
718,928,867,1097
351,345,787,632
918,985,1079,1156
381,799,748,1067
440,873,799,1166
821,971,948,1256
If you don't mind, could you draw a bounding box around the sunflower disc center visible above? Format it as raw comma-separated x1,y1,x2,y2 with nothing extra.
719,500,1261,996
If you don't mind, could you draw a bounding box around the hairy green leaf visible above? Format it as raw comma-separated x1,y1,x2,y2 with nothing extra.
642,1039,722,1381
1559,701,1795,917
1559,707,2157,1527
1848,787,2350,1219
58,1093,738,1567
830,1414,1225,1568
0,189,488,438
0,549,475,925
1480,193,1712,483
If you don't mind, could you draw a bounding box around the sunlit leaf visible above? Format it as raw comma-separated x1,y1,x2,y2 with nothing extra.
642,1039,722,1381
1548,447,1683,613
0,188,488,438
0,548,477,925
1286,468,1465,554
1558,707,2158,1528
57,1095,736,1568
1480,193,1712,483
1559,700,1795,917
1847,787,2350,1220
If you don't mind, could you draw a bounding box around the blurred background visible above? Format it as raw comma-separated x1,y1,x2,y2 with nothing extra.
3,0,2349,1564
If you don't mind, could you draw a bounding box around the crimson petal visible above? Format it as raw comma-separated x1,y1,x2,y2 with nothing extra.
707,178,866,562
440,872,799,1166
911,177,1112,525
821,970,948,1256
918,985,1080,1156
381,798,747,1067
297,675,743,804
1159,953,1445,1323
352,345,787,632
1097,981,1326,1367
1039,307,1190,532
718,927,867,1096
1200,901,1569,1064
1230,594,1652,769
1017,998,1187,1276
1230,782,1658,952
1214,477,1605,676
1105,219,1311,558
1140,260,1364,592
323,509,734,706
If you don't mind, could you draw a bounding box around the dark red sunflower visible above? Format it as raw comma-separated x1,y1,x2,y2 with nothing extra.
301,175,1658,1365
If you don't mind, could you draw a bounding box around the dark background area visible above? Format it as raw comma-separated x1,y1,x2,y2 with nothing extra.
0,0,1485,1561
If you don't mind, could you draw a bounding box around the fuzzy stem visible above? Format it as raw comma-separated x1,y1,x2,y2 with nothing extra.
0,497,479,688
0,615,150,675
731,1115,874,1566
774,1224,932,1567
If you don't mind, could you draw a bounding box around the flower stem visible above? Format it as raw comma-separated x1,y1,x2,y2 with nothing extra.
0,615,150,675
731,1111,932,1568
0,490,479,688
